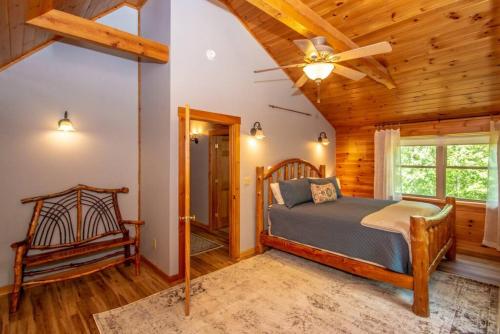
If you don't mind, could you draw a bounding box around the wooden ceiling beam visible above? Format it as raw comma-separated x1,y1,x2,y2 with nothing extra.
26,8,168,63
243,0,396,89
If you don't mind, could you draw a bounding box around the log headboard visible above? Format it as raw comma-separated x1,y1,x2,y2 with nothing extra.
255,158,326,253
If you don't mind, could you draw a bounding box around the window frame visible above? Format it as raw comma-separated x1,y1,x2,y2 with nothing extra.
399,136,489,202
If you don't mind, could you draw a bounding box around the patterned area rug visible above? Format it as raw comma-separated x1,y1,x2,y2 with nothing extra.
94,250,498,334
190,233,223,256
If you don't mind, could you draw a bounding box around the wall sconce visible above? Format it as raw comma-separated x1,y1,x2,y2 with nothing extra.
318,132,330,146
57,111,75,132
250,122,265,140
190,129,199,144
190,134,199,144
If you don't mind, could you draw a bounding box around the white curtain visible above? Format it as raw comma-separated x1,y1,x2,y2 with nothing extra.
374,129,402,201
484,121,500,250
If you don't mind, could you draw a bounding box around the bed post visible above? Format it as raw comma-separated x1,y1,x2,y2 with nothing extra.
445,197,456,261
319,165,326,178
256,166,265,254
410,216,430,317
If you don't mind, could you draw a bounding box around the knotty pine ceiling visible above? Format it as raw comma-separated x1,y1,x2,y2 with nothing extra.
0,0,146,71
226,0,499,128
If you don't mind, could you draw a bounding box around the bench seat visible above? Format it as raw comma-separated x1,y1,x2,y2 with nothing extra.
9,184,144,313
24,237,135,267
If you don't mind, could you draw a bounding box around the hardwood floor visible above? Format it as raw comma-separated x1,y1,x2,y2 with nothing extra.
0,247,236,334
438,254,500,286
190,225,236,278
1,250,498,333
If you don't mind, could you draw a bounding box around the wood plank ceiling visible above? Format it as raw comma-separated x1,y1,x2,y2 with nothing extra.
0,0,147,71
226,0,499,128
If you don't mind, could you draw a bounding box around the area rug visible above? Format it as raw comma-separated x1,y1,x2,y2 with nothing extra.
94,250,498,334
190,233,223,256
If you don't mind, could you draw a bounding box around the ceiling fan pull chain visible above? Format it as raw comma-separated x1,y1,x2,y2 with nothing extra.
316,80,321,103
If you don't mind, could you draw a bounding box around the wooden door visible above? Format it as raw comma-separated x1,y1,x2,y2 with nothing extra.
209,132,230,231
183,105,192,316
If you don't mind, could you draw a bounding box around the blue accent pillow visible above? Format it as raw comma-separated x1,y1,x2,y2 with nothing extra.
309,177,343,198
278,178,313,208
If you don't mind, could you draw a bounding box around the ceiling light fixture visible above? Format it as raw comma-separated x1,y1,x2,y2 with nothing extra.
303,62,334,81
250,122,265,140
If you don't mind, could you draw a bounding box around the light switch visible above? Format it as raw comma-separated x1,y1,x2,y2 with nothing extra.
243,176,251,185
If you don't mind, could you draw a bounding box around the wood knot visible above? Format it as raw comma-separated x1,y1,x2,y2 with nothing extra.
447,12,461,20
471,13,483,21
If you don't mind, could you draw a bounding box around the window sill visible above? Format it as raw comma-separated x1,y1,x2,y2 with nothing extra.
402,195,486,208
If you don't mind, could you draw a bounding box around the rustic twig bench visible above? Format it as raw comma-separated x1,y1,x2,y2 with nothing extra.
10,184,144,313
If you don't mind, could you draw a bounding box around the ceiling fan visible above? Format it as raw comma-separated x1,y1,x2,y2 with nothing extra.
254,37,392,103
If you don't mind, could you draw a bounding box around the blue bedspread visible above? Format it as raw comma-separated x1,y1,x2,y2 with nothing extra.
268,197,411,274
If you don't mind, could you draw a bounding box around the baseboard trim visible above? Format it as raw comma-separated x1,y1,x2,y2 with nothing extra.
141,256,183,283
0,284,12,297
238,247,256,261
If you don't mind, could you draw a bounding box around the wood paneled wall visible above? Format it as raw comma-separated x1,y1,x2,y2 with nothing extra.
336,117,499,260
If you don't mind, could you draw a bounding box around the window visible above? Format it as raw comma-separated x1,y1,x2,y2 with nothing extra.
446,144,488,201
401,146,436,197
400,135,489,201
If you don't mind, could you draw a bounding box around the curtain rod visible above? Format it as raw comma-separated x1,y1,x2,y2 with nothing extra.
268,104,312,117
375,113,500,129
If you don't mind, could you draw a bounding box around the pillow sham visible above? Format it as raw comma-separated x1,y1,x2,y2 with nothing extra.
309,176,343,198
270,182,285,205
279,178,313,208
311,183,337,204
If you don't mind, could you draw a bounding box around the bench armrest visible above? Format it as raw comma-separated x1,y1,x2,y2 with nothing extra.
11,240,27,249
121,220,145,226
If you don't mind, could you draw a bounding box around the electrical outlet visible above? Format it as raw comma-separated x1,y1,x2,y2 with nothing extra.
153,238,157,250
243,176,251,185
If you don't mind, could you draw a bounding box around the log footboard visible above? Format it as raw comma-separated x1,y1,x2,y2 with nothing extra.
411,196,456,317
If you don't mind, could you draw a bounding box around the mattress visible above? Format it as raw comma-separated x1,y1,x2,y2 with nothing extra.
268,197,412,274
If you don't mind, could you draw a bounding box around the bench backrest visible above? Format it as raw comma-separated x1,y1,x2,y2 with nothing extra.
21,185,129,249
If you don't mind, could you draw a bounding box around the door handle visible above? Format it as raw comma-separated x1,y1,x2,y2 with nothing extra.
180,215,196,221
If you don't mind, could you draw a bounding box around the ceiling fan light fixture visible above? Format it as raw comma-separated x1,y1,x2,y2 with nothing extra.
303,62,334,81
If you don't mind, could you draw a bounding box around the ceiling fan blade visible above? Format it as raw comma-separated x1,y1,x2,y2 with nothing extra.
293,74,309,88
332,64,367,81
293,39,319,58
254,63,306,73
333,41,392,63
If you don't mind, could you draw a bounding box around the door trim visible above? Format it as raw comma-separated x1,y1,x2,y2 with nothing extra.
178,107,241,278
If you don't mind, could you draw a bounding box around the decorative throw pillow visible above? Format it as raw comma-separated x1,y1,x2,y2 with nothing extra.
310,183,337,204
270,182,285,205
279,178,313,208
309,176,343,198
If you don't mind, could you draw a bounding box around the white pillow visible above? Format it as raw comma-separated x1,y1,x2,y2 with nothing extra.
270,182,285,205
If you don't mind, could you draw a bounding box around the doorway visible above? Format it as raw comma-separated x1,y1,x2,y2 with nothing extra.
178,107,240,280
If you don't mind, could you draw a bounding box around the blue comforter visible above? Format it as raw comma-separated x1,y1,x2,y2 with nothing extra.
268,197,411,274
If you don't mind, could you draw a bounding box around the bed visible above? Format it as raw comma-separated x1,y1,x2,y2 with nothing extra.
255,158,456,318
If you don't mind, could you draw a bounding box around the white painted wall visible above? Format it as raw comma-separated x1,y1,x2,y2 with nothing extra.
164,0,336,274
0,7,139,286
139,0,172,271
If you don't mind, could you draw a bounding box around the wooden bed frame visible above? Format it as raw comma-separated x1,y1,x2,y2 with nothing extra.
255,158,456,317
